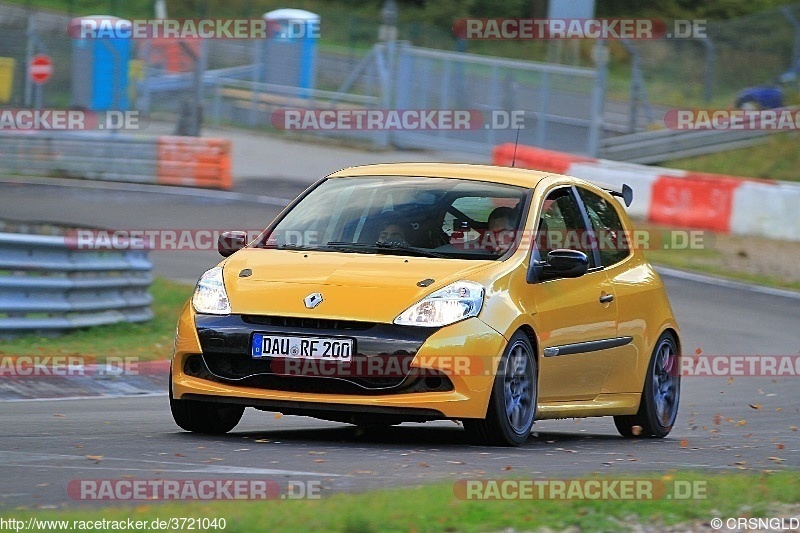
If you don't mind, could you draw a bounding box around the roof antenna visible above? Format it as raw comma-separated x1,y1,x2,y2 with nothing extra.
511,126,521,168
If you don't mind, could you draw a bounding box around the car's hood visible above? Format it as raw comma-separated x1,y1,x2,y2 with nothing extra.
221,248,494,322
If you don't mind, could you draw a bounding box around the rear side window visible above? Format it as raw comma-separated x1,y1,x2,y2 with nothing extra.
577,188,629,266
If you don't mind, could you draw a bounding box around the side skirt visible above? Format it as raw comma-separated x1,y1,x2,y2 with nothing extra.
536,393,641,420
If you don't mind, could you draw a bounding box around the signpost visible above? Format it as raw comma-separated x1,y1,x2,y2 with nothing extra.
28,53,52,109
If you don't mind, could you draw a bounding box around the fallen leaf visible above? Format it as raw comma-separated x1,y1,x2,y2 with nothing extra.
727,377,735,384
776,443,785,450
791,426,798,432
314,459,325,463
713,414,722,425
36,483,49,487
174,453,185,457
53,414,65,418
418,462,430,468
767,457,784,462
631,425,643,436
680,439,688,448
503,465,512,471
274,413,283,419
738,420,747,426
354,470,375,475
308,451,326,455
85,455,103,462
446,460,464,465
254,439,271,443
749,404,761,410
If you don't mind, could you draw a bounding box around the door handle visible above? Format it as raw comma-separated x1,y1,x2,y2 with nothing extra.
599,293,614,304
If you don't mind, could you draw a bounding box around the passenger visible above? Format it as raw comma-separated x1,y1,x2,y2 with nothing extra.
377,223,407,244
483,207,518,253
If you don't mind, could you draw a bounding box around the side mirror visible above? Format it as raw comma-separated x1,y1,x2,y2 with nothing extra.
218,231,248,257
527,249,589,283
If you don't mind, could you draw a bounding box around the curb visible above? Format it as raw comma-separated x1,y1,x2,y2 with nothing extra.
493,144,800,241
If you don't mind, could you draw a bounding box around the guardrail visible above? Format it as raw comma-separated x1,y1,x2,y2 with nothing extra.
0,231,153,337
599,127,776,164
0,131,232,189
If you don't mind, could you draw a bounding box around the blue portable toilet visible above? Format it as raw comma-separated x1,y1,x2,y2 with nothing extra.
261,9,319,91
71,15,131,110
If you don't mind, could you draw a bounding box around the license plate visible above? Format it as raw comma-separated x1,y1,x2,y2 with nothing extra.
252,333,353,361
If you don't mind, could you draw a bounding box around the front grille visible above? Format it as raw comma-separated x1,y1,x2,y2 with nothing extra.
242,315,375,331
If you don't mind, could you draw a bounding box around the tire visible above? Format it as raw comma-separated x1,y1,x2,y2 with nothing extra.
169,372,244,435
735,96,760,110
614,332,680,438
464,331,537,446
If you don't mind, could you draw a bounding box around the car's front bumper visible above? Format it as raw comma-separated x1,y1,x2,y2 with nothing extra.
171,303,507,420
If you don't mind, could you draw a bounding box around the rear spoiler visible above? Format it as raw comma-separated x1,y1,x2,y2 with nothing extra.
596,182,633,208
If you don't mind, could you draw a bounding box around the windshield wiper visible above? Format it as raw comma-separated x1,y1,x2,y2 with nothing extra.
326,241,447,258
372,241,448,258
263,243,318,251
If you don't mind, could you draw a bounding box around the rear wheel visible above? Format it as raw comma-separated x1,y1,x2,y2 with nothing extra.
614,332,680,438
169,372,244,434
464,331,537,446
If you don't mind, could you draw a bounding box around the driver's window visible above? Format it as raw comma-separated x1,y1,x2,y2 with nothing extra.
537,188,596,268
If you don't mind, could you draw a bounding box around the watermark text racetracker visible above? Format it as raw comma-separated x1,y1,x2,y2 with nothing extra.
665,108,800,130
0,356,140,377
454,478,709,500
0,109,146,131
66,229,713,251
452,18,707,40
68,478,327,500
271,109,525,131
69,16,320,39
681,355,800,377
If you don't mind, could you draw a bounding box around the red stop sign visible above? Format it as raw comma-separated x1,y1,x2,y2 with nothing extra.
29,54,53,84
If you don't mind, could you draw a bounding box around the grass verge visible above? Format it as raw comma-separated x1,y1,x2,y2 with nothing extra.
3,471,798,532
0,278,192,362
662,131,800,182
636,220,800,292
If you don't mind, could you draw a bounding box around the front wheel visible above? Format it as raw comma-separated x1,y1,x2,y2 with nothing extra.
464,331,537,446
614,332,680,438
170,372,244,434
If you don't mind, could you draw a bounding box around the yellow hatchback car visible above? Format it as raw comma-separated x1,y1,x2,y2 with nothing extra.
170,163,681,446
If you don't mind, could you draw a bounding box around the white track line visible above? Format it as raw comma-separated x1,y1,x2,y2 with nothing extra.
656,266,800,300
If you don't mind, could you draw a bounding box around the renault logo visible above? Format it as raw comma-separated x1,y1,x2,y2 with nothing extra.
304,292,323,309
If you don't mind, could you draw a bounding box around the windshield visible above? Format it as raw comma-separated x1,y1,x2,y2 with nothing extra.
259,176,530,260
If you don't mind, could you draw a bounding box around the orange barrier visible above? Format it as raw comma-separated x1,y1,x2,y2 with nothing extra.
649,173,743,232
156,136,232,190
144,39,200,73
492,143,594,174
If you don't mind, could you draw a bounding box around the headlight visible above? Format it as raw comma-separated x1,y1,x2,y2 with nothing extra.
394,280,484,327
192,266,231,315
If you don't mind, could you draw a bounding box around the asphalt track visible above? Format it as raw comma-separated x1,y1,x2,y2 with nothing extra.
0,179,798,509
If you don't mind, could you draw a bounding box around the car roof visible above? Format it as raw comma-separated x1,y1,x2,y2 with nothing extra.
326,163,554,188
